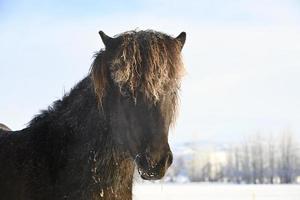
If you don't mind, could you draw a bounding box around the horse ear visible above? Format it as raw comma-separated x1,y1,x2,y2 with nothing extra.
99,31,113,47
175,32,186,49
99,31,122,48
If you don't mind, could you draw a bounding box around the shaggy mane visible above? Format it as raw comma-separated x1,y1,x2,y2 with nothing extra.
90,30,185,113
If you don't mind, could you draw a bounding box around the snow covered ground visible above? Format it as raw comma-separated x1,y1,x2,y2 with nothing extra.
133,183,300,200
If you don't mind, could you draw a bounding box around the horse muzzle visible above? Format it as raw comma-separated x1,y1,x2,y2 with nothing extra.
135,151,173,180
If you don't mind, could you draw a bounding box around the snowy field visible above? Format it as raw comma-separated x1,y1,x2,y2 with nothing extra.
133,183,300,200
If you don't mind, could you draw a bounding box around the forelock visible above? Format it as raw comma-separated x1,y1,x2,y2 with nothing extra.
91,30,185,122
110,30,185,103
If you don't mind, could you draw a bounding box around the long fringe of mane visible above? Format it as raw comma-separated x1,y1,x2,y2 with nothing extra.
90,30,185,121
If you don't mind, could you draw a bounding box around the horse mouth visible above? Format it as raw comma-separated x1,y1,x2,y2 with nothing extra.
137,166,164,180
135,153,171,180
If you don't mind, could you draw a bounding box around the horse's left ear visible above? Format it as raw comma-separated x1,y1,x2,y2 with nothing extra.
175,32,186,49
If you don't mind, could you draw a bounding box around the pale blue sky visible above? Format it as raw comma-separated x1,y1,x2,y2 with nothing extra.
1,0,300,145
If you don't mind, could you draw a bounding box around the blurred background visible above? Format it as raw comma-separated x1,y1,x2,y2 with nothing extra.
1,0,300,199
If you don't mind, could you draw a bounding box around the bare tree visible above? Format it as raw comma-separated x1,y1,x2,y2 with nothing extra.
224,146,235,182
267,134,276,183
278,130,298,183
240,141,251,183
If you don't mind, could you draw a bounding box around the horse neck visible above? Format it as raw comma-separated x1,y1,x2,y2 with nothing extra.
28,76,135,198
62,77,135,197
30,77,106,134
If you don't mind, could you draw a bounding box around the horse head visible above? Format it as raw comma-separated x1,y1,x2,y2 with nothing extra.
91,30,186,180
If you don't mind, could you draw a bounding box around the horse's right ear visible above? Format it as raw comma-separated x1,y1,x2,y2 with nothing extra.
99,31,121,48
99,31,113,47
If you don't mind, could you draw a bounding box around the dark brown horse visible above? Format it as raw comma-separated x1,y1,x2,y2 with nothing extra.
0,30,186,200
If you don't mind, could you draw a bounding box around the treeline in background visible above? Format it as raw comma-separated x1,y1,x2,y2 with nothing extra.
166,130,300,184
